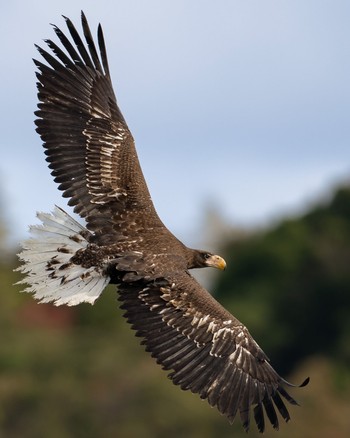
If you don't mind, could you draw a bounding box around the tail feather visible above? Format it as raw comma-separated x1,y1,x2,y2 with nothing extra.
16,206,110,306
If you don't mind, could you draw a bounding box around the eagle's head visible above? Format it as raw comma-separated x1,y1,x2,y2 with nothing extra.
188,250,227,270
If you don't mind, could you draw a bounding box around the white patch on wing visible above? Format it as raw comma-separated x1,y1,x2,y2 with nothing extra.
229,346,244,366
84,125,128,204
197,314,210,327
16,206,110,306
157,285,249,359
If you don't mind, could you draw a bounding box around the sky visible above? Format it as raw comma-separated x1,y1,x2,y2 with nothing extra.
1,0,350,248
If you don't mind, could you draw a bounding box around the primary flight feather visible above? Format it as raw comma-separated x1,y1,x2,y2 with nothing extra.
17,12,308,432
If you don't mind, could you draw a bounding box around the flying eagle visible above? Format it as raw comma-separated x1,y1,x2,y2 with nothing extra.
17,12,308,432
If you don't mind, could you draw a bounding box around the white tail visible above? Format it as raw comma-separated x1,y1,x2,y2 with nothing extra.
16,206,110,306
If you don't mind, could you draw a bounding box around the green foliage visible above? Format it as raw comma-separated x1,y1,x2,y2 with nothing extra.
1,186,350,436
0,283,244,437
216,186,350,374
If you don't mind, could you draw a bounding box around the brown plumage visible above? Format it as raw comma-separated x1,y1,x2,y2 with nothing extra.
17,12,308,432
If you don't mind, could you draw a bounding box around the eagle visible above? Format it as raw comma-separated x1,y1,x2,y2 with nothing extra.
17,12,308,432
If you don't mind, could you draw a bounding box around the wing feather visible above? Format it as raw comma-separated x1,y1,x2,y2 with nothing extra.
51,24,85,67
80,12,104,74
97,24,110,77
119,273,306,432
43,38,75,68
34,12,161,241
62,15,95,70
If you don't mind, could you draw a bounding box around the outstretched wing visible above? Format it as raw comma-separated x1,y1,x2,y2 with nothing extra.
34,12,159,241
119,273,308,432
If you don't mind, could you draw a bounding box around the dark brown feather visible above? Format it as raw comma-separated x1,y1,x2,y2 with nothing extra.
118,271,306,432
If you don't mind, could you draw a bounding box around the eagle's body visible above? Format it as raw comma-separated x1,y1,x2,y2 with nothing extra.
17,12,308,433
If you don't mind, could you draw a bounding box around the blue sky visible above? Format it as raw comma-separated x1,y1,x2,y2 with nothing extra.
1,0,349,247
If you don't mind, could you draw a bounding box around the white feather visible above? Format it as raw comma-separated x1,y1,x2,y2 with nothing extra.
16,206,110,306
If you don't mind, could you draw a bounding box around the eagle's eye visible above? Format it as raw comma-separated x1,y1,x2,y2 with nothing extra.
204,253,211,260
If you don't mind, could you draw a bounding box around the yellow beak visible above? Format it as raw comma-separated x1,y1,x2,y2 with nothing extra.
206,254,227,270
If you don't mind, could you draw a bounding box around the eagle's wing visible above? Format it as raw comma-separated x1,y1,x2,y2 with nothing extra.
119,272,308,433
34,13,159,241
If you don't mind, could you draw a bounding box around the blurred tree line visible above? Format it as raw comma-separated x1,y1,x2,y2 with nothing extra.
216,186,350,376
0,186,349,437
